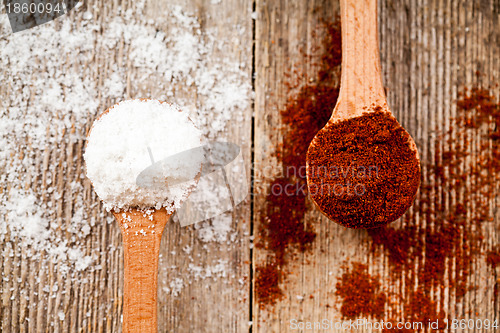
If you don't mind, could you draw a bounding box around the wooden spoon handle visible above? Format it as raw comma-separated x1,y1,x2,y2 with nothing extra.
335,0,386,119
114,210,171,333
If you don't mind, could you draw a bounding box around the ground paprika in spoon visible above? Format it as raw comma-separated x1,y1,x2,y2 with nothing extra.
306,0,420,228
306,109,420,229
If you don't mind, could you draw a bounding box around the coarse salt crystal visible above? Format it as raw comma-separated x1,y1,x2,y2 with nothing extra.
84,99,203,212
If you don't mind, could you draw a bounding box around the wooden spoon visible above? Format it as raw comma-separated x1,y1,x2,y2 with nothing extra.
332,0,392,121
113,208,169,333
113,178,199,333
306,0,420,228
86,100,200,332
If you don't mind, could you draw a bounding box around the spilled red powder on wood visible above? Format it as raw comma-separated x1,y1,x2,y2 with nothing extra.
255,20,341,308
487,247,500,269
254,263,283,307
406,290,446,329
368,226,421,269
487,246,500,302
358,87,500,326
253,16,499,322
456,88,500,140
335,263,386,320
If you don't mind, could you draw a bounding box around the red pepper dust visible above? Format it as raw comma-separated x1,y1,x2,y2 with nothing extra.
255,19,342,308
487,247,500,269
335,263,387,320
307,110,420,229
338,86,500,326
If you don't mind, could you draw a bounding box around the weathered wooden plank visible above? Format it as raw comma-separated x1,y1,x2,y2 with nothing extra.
253,0,499,331
2,0,499,331
253,1,347,332
0,0,252,332
149,1,253,332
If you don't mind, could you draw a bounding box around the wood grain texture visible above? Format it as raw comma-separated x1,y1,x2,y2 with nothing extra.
253,0,499,332
334,0,387,119
253,1,347,332
151,1,253,332
114,209,172,333
1,0,499,332
0,0,252,332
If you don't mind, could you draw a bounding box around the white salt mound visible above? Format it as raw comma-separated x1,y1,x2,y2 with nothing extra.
84,99,203,211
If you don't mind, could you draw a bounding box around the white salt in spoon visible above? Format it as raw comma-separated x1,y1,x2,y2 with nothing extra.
84,99,202,333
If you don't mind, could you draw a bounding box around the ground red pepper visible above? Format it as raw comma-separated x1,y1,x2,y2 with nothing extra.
487,246,500,302
487,246,500,269
254,263,283,308
255,19,341,308
355,87,499,329
335,263,387,320
307,110,420,229
254,16,499,323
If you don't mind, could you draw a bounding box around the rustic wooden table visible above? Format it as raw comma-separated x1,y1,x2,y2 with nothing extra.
1,0,499,332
